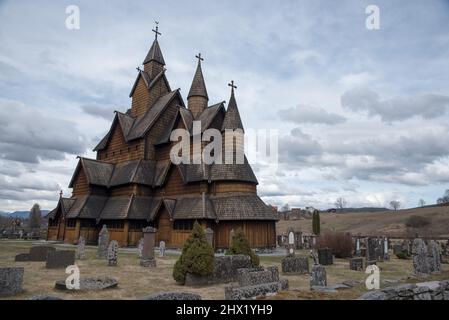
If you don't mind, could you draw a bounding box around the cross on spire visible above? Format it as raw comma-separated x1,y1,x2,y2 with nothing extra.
152,21,161,40
195,53,204,64
228,80,237,93
136,66,141,72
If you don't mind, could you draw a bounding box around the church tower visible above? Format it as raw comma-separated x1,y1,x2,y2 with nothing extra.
142,22,165,77
187,53,208,119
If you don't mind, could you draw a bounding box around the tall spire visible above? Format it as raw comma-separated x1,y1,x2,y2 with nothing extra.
222,80,244,131
143,21,165,66
187,53,209,118
188,53,208,100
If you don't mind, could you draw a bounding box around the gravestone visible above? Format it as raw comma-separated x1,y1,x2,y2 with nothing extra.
294,231,303,249
205,228,214,246
281,256,309,274
383,237,390,260
412,238,430,277
97,225,109,259
427,240,441,274
137,238,144,258
77,236,86,260
159,241,166,257
29,246,56,261
310,264,327,287
140,227,156,267
0,267,24,297
366,238,377,263
287,229,295,256
46,250,75,269
107,240,118,266
318,248,333,265
349,257,364,271
354,238,361,256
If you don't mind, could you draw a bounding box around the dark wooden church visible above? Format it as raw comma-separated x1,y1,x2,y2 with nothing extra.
47,26,277,248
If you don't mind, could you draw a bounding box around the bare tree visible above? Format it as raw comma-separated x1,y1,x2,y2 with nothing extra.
281,203,290,213
334,197,347,212
29,203,42,229
437,189,449,204
389,200,400,211
418,199,426,207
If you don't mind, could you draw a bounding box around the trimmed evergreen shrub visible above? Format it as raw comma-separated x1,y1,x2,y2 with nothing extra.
226,228,260,267
312,210,321,235
395,251,410,260
172,221,215,284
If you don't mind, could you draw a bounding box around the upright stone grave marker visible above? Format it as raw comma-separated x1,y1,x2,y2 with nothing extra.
159,241,166,257
383,237,390,260
77,236,86,260
229,229,235,248
365,238,377,265
97,225,109,259
318,248,333,265
427,240,441,274
310,265,327,287
140,227,156,267
108,240,118,266
412,238,430,277
287,229,295,256
354,238,361,256
137,238,144,258
0,267,24,297
46,251,75,269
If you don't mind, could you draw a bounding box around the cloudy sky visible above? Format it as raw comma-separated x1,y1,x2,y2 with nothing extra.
1,0,449,211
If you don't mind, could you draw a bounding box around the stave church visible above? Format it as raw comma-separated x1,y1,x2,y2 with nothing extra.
46,25,277,248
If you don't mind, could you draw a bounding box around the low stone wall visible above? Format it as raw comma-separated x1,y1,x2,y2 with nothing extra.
185,255,252,286
225,279,289,300
142,292,202,300
358,280,449,300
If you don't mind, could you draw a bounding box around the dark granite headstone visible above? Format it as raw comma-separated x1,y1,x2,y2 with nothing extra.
318,248,333,265
29,246,56,261
46,250,75,269
281,256,309,274
349,257,364,271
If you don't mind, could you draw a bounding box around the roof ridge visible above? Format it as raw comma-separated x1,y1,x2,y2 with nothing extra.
130,159,142,183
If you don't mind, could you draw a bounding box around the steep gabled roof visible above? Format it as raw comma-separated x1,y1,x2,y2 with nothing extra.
46,197,76,219
94,90,184,151
127,89,183,141
187,61,208,100
196,102,225,132
68,157,114,188
129,69,171,97
143,39,165,65
222,90,244,132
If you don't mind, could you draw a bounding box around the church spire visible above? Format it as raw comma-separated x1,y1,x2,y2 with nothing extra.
187,53,209,118
222,81,244,132
143,22,165,75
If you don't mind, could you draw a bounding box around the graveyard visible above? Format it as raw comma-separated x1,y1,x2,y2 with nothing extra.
1,236,449,300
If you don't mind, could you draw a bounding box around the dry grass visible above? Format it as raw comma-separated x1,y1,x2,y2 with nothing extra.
1,240,449,300
277,206,449,237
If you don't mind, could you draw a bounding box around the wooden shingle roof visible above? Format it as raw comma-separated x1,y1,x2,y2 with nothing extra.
211,195,277,221
187,61,208,100
222,90,244,132
143,39,165,65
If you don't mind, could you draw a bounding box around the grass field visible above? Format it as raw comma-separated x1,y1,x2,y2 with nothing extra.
277,205,449,237
1,240,449,300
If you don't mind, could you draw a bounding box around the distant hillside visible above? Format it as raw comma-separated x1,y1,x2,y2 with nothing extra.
335,207,390,213
0,210,50,219
277,205,449,237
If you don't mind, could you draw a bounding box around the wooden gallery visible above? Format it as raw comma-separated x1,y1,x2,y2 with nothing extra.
46,29,277,249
